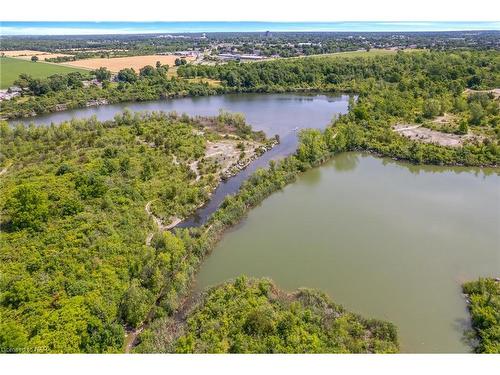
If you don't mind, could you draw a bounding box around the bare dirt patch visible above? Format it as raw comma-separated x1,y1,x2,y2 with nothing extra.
61,55,195,72
141,136,270,234
464,88,500,99
204,139,265,179
393,124,468,147
432,113,457,126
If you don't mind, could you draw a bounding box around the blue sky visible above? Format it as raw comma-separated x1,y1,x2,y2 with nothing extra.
2,21,499,36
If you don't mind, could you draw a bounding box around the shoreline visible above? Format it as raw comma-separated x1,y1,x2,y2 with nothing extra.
129,139,497,351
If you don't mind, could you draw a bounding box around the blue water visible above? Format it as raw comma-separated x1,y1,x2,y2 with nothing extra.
1,21,499,36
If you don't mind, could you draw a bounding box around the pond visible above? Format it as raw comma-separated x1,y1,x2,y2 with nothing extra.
195,152,500,353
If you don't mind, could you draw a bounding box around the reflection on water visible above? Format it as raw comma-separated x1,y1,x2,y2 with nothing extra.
331,152,360,172
11,93,352,227
380,156,499,178
196,152,500,353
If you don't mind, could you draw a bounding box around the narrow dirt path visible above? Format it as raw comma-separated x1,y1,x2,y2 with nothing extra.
127,199,188,352
124,251,191,353
393,124,422,132
0,163,11,177
189,160,201,182
145,233,154,247
145,200,182,232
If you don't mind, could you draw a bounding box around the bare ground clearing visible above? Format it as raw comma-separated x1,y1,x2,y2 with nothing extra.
432,113,457,125
393,124,472,147
464,88,500,99
142,136,267,239
205,138,264,179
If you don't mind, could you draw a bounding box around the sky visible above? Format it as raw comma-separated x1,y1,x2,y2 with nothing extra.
1,21,499,36
1,0,499,36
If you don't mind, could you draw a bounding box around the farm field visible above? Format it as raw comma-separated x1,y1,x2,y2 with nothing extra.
1,50,74,60
61,54,195,72
299,48,421,60
322,48,401,57
0,57,87,88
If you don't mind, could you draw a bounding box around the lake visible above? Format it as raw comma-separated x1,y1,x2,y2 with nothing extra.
195,152,500,353
15,93,499,352
14,93,351,226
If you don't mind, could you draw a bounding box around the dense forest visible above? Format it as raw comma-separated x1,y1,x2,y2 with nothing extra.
1,30,498,57
3,51,500,138
1,49,499,353
178,50,499,92
0,111,268,353
178,50,500,166
136,277,398,353
462,278,500,353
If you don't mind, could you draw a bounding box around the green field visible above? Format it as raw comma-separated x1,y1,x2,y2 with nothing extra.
0,57,88,89
296,48,423,60
320,49,401,58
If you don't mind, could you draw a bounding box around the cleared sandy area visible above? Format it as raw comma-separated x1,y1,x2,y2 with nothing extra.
143,137,266,234
204,139,262,175
393,124,468,147
61,55,194,72
431,113,457,126
464,88,500,99
1,50,73,60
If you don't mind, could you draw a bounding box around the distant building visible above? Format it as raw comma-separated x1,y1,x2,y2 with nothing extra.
171,51,199,58
218,53,240,61
217,53,266,61
239,54,266,61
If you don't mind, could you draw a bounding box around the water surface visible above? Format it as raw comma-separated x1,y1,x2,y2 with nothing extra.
13,93,350,226
196,152,500,353
15,94,499,352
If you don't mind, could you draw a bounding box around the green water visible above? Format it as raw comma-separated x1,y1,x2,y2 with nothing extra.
195,152,500,353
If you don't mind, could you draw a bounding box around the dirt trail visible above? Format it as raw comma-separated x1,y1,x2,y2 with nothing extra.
464,88,500,99
393,124,422,132
124,251,191,353
145,233,154,247
189,161,201,182
0,163,11,177
145,200,181,233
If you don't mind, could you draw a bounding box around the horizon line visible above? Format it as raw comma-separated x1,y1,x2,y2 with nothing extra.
2,21,499,36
